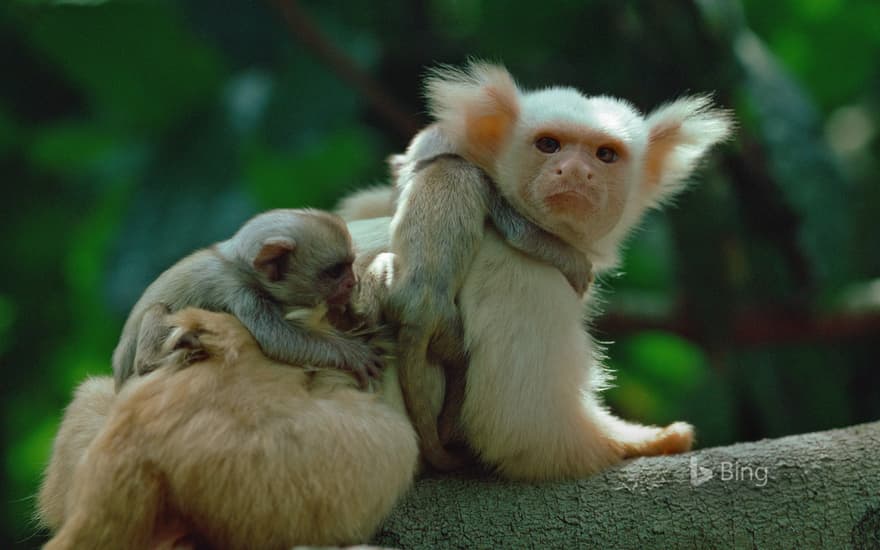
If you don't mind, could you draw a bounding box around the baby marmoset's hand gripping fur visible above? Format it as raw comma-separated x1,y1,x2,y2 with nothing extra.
112,208,383,389
40,305,418,550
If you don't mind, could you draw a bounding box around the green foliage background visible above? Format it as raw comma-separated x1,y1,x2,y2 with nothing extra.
1,0,878,546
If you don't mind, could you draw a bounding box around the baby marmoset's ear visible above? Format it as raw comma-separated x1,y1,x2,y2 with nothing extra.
253,237,297,282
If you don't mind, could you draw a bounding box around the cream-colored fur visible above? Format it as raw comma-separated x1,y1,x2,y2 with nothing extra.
342,61,732,482
39,308,418,549
335,185,395,221
458,230,694,479
37,377,116,532
348,202,693,482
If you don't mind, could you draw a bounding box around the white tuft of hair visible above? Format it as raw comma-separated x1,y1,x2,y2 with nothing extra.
424,61,520,167
643,95,735,205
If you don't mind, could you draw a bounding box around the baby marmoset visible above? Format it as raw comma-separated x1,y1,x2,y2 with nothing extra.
113,208,383,389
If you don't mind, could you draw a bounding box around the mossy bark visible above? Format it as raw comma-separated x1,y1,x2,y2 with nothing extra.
374,421,880,549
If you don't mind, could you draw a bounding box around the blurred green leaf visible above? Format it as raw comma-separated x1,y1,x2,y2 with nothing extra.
614,212,675,291
606,331,709,427
28,121,146,183
621,331,707,389
743,0,880,110
607,372,661,421
65,188,127,308
734,30,855,286
429,0,484,40
735,346,853,438
607,333,737,448
0,295,14,357
13,1,224,134
5,411,57,489
29,122,114,174
258,60,366,150
0,106,16,156
245,127,380,210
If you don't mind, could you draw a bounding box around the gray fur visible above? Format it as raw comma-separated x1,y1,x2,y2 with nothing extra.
113,209,381,389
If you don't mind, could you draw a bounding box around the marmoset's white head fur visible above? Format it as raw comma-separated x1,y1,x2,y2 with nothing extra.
426,61,733,269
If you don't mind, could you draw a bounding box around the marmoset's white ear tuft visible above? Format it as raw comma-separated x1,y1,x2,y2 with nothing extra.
642,95,734,206
425,61,521,171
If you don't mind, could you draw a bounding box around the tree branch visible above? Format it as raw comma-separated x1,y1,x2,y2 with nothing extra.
724,140,816,304
269,0,420,139
596,310,880,346
375,421,880,547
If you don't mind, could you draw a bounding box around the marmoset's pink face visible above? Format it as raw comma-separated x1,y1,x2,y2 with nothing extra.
426,62,732,261
509,123,632,245
494,93,644,248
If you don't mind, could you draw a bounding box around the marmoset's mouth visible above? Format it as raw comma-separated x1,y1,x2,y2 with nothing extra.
550,189,590,199
545,190,593,213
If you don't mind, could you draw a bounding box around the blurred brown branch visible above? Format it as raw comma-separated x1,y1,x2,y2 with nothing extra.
724,140,815,304
269,0,420,139
597,310,880,346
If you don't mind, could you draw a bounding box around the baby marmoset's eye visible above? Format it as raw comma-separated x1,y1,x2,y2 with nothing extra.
535,136,561,154
322,261,350,279
596,146,619,163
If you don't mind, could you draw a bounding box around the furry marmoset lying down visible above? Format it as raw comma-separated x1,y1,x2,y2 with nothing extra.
38,305,418,550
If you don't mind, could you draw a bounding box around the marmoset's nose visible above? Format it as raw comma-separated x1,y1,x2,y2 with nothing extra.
555,156,592,183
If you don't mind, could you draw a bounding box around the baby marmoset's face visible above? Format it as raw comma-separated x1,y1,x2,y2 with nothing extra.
246,209,358,309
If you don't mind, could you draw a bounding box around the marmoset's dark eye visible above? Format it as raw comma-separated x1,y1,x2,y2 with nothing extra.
596,146,619,163
535,136,561,154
